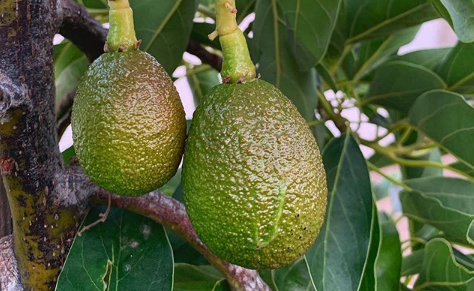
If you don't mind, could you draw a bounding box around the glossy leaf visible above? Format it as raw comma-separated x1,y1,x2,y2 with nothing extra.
130,0,198,74
277,0,342,70
393,48,452,71
173,264,229,291
436,42,474,94
409,90,474,168
56,207,174,291
340,0,437,44
401,177,474,245
253,0,318,121
415,239,474,290
261,257,315,291
236,0,256,23
375,213,401,291
366,62,446,112
436,0,474,43
342,26,419,82
306,134,374,291
359,205,380,291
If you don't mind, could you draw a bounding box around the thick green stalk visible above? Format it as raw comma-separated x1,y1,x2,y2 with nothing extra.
210,0,256,83
107,0,138,52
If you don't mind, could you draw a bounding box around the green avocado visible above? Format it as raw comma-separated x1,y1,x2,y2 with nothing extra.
71,50,186,196
182,79,327,269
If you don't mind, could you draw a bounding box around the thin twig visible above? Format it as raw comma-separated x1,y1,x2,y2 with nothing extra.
77,191,111,236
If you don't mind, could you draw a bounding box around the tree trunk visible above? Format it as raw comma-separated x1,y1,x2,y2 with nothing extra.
0,1,84,290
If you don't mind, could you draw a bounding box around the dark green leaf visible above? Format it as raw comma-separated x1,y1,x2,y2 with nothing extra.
131,0,198,74
61,146,76,164
342,26,419,82
277,0,342,70
342,0,437,44
75,0,107,9
253,0,318,121
434,0,474,43
269,257,316,291
56,207,173,291
401,177,474,245
415,239,474,290
376,213,401,291
236,0,256,23
190,23,222,50
306,134,374,291
316,63,339,92
436,42,474,94
173,264,229,291
393,48,452,71
359,205,380,291
401,148,443,180
401,249,424,276
187,65,220,106
366,62,446,112
166,229,208,266
54,42,89,115
453,248,474,272
409,90,474,169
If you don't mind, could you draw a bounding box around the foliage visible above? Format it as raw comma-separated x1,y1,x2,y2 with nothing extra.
54,0,474,289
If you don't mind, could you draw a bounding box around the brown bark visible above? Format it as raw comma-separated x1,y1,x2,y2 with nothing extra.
0,1,86,289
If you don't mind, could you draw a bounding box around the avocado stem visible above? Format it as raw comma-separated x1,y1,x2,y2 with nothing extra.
107,0,139,52
210,0,256,83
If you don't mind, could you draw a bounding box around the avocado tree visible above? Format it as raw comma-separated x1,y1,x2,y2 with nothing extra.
1,0,474,290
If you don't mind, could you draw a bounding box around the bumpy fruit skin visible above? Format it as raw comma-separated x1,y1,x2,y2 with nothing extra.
72,51,186,196
182,79,327,269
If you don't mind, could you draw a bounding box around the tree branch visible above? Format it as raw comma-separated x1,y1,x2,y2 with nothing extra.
58,0,107,62
55,167,270,291
0,235,22,291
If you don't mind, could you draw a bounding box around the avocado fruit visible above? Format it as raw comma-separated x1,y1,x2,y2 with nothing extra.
182,79,327,269
72,50,186,196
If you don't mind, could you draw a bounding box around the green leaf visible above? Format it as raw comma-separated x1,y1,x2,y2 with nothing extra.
436,0,474,43
236,0,256,23
409,90,474,169
342,26,419,82
401,148,443,180
253,0,318,121
436,42,474,94
61,146,76,164
130,0,198,74
276,0,342,70
166,229,208,265
190,23,221,50
365,62,446,112
342,0,437,44
56,207,174,291
54,42,89,116
359,205,381,291
173,264,229,291
393,48,452,71
187,65,220,106
375,213,401,291
261,257,315,291
401,176,474,245
415,239,474,290
306,134,374,291
401,249,424,276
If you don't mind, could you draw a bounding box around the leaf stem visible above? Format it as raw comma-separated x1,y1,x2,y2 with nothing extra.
367,161,412,191
197,4,216,20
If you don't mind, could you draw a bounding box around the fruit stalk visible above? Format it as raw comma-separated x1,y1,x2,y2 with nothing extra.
210,0,256,83
107,0,138,52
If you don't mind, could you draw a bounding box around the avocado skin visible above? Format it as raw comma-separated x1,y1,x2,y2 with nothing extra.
182,79,327,269
72,51,186,196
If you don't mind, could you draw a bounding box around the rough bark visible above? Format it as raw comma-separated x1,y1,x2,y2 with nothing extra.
0,1,86,290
